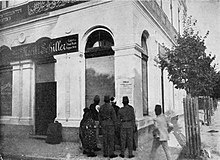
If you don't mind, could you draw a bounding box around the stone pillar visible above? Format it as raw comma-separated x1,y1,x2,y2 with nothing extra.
20,61,34,125
10,62,22,124
10,60,34,125
113,44,154,129
113,44,143,118
54,52,85,127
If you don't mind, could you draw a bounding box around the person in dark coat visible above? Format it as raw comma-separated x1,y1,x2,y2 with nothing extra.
99,95,118,158
110,97,121,148
79,108,97,157
89,95,101,151
118,96,135,158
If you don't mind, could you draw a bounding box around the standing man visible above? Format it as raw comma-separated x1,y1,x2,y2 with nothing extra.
110,97,120,148
89,95,101,151
118,96,135,158
99,95,118,158
150,104,173,160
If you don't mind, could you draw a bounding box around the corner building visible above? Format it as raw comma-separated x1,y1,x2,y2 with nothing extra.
0,0,186,142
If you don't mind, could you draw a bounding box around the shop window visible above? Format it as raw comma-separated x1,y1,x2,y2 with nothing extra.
0,69,12,116
141,32,149,116
0,1,9,10
85,30,115,106
35,63,55,83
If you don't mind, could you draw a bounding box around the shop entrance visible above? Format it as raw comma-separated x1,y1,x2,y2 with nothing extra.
35,82,56,135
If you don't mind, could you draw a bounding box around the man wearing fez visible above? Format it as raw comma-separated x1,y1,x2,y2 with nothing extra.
118,96,135,158
99,95,118,158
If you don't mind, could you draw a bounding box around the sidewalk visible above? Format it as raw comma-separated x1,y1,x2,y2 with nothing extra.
0,131,182,160
200,107,220,160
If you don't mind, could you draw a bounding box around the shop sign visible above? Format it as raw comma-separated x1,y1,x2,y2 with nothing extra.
0,5,26,26
27,0,87,16
0,0,88,27
11,34,78,61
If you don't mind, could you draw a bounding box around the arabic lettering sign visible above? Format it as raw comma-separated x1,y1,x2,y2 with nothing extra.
27,0,87,16
0,0,88,27
11,34,78,61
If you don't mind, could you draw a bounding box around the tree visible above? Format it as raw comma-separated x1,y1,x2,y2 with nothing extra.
156,16,218,97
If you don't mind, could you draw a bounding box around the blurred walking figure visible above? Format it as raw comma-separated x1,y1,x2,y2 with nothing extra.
99,95,118,158
89,95,101,151
118,96,135,158
150,104,173,160
79,108,97,157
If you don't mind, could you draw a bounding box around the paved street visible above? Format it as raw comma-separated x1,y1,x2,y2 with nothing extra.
1,107,220,160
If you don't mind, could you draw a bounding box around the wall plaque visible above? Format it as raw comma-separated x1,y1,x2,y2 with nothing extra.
117,78,134,107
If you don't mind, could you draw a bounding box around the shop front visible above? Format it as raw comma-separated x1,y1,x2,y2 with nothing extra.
0,0,185,142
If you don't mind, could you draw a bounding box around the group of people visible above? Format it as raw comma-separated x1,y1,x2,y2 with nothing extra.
79,95,173,160
79,95,136,158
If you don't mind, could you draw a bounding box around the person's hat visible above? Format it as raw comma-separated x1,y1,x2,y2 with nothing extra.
94,95,100,103
104,95,110,102
122,96,129,104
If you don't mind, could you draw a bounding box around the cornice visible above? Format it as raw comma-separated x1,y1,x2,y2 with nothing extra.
0,1,112,33
0,16,58,36
133,0,177,46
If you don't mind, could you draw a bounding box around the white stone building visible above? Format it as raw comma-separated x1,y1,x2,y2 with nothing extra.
0,0,186,141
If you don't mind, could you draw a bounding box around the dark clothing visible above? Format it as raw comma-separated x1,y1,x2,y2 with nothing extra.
99,103,117,126
102,125,115,156
118,104,136,156
118,104,135,129
99,102,117,156
79,109,97,151
89,103,99,121
111,103,120,147
120,128,134,155
112,103,120,116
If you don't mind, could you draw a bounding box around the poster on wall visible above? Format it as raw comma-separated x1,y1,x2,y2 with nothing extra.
117,78,134,107
0,71,12,116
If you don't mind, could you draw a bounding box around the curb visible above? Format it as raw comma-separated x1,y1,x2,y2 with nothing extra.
2,154,62,160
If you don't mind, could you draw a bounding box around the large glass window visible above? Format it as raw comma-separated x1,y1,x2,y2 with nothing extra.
86,56,115,106
85,29,115,106
0,69,12,116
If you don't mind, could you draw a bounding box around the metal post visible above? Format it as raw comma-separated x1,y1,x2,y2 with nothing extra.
161,68,165,113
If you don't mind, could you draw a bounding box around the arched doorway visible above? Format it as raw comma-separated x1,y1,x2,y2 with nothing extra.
85,29,115,106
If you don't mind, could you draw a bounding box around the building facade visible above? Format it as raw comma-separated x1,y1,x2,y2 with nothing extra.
0,0,187,141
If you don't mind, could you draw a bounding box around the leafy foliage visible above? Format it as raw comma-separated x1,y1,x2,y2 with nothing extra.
156,16,219,97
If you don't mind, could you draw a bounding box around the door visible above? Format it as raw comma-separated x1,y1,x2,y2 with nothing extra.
35,82,56,135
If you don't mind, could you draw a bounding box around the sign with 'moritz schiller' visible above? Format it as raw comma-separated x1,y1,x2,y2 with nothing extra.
11,34,78,61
